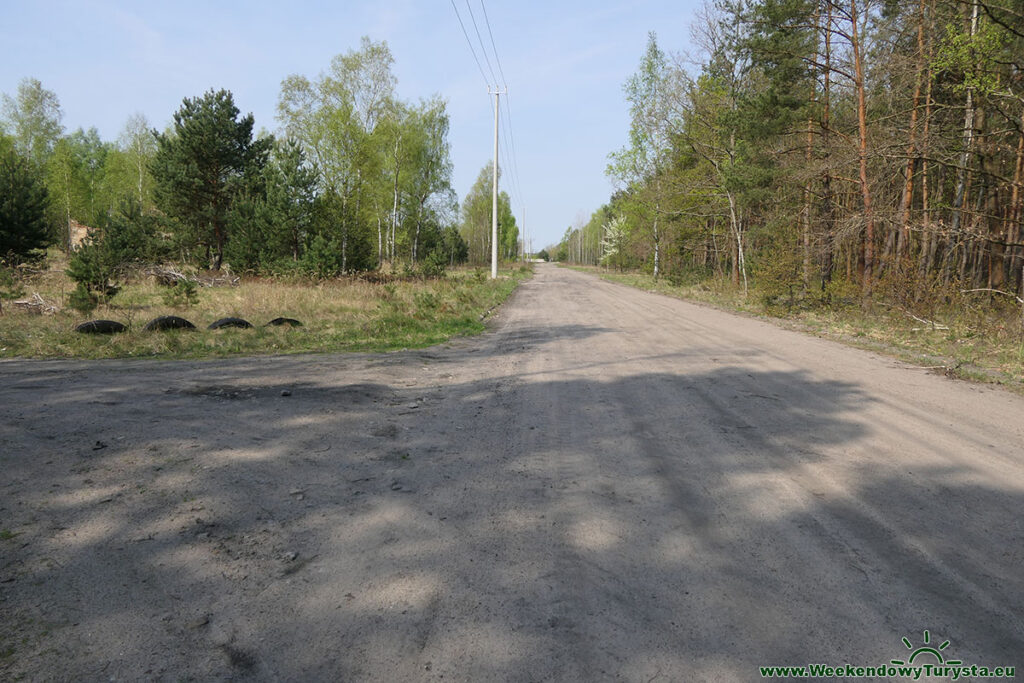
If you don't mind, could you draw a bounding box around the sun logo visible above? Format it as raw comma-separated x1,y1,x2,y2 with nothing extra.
891,630,962,666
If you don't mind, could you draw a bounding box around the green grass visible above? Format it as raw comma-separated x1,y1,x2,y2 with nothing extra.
0,262,532,360
571,264,1024,391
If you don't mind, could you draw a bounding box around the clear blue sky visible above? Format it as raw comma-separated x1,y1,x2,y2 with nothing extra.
0,0,702,250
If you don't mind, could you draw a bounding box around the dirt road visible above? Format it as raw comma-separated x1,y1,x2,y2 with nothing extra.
2,263,1022,680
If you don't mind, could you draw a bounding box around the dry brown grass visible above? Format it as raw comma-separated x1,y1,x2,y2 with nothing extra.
0,258,531,360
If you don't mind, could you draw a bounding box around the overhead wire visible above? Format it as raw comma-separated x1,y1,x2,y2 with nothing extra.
450,0,491,89
465,1,500,88
479,0,507,88
452,0,528,247
502,96,525,204
478,0,525,213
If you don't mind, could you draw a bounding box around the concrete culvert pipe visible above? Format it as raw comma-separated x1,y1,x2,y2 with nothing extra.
208,317,253,330
144,315,197,331
75,320,127,334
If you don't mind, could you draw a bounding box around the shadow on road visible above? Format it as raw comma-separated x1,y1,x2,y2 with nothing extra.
1,357,1021,680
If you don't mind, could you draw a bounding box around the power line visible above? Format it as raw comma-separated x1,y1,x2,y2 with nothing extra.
495,109,522,209
502,134,523,210
465,1,499,87
476,2,524,214
503,95,525,202
498,127,519,203
453,0,527,256
450,0,490,88
475,1,524,216
479,0,508,89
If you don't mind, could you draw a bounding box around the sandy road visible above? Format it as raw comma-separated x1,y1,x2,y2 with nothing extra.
1,263,1023,681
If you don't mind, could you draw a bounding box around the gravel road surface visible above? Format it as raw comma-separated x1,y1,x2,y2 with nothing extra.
2,263,1022,680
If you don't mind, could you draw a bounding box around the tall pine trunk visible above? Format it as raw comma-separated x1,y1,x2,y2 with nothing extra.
947,0,980,283
896,0,928,260
803,117,814,290
820,0,835,292
850,0,876,295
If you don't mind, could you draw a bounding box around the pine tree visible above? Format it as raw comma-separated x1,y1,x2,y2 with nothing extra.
151,89,270,270
0,143,51,260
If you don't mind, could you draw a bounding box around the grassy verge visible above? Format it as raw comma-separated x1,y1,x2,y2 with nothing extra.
0,263,532,360
570,265,1024,391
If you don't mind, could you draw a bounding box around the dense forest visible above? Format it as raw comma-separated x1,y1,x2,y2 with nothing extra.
555,0,1024,311
1,38,521,310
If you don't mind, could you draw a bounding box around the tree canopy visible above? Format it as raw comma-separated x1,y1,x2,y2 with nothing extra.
459,162,518,266
0,142,51,261
152,89,271,270
557,0,1024,305
0,77,63,168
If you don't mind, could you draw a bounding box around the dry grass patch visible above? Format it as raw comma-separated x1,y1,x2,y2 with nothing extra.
0,262,531,360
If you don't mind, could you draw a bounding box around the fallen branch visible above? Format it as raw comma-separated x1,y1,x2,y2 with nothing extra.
147,266,239,288
903,311,949,331
12,292,59,315
198,272,240,288
961,287,1024,305
147,266,190,287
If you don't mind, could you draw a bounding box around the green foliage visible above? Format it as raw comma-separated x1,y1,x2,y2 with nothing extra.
0,144,51,260
45,127,113,238
933,18,1006,95
66,236,117,303
753,239,804,309
161,279,200,308
66,199,167,300
439,225,468,266
412,289,440,318
277,38,455,271
300,234,345,278
262,138,317,260
224,137,319,273
418,249,447,278
458,163,518,265
113,113,157,207
0,78,63,167
68,282,97,313
608,32,671,184
152,89,271,270
311,190,376,274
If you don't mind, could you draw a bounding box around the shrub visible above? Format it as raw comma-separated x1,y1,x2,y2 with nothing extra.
0,146,51,261
301,234,344,278
68,283,98,313
161,279,200,308
66,234,119,304
412,290,440,318
67,199,165,302
419,250,447,278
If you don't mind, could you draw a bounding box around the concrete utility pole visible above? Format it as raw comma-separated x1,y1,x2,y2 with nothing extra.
489,87,506,279
522,206,527,261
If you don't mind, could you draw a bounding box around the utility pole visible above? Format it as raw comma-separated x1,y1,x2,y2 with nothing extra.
522,206,526,262
489,87,506,279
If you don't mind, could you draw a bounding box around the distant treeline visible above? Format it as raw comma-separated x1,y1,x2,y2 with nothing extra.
554,0,1024,306
2,37,524,288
